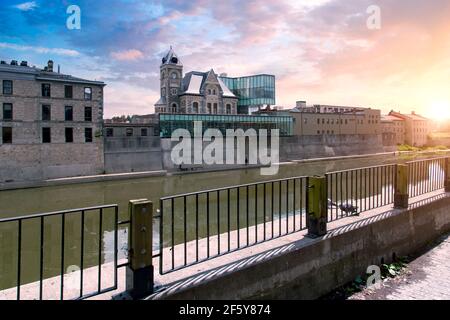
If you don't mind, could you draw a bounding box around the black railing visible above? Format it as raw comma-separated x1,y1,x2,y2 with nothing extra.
159,176,308,274
407,157,447,198
0,205,118,300
325,164,397,222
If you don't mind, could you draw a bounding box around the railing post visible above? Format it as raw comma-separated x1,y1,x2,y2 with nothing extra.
126,199,154,299
307,176,327,238
394,164,408,208
445,158,450,192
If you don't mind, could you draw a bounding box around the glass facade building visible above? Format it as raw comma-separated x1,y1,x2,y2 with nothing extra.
219,74,276,114
159,113,293,138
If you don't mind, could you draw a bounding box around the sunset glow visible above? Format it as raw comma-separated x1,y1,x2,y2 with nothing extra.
1,0,449,118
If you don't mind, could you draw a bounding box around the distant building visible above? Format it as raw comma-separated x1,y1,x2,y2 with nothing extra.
290,101,381,136
0,59,105,182
387,111,430,147
154,48,276,115
381,114,406,146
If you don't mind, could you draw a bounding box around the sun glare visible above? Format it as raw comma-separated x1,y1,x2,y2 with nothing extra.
429,101,450,121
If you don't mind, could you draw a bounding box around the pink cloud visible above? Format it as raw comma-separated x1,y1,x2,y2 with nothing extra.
111,49,144,61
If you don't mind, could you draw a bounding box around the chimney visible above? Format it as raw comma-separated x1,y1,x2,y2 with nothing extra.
47,60,54,72
412,111,416,115
58,64,60,73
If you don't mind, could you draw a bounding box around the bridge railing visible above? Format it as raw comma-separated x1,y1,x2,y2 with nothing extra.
0,204,119,300
159,176,309,275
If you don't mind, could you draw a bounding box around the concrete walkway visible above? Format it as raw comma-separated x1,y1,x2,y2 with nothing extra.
350,233,450,300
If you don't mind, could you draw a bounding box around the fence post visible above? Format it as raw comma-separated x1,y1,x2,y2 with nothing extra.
394,164,408,208
307,176,327,238
445,158,450,192
126,199,154,299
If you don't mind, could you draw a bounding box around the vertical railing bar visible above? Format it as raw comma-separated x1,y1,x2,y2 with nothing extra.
159,199,164,274
294,178,297,229
171,198,174,270
286,180,289,234
227,189,230,252
61,213,66,300
97,208,103,294
17,219,22,301
217,190,220,255
207,192,210,258
39,216,44,300
255,184,258,243
264,183,267,240
196,194,199,261
184,196,187,266
246,185,249,247
271,181,274,238
237,187,240,249
113,206,118,291
79,210,85,298
278,180,282,236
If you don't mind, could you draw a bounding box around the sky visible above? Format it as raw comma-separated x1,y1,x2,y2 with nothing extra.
1,0,449,119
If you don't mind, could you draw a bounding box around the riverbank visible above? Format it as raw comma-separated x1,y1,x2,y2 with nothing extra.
1,149,450,192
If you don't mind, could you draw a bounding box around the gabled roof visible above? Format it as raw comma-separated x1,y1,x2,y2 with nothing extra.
180,70,236,98
389,111,428,121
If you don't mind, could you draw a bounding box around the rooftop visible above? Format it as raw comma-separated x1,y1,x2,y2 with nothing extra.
0,59,105,86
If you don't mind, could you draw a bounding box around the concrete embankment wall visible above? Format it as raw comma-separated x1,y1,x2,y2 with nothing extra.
104,136,163,173
157,194,450,300
279,134,384,161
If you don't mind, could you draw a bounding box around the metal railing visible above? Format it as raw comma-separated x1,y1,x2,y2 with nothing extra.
325,164,397,222
407,157,447,198
159,176,308,274
0,204,119,300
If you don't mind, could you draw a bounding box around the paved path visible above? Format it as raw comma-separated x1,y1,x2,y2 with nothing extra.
350,233,450,300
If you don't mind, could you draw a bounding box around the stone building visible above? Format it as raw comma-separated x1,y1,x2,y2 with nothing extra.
290,102,381,136
381,114,406,146
0,59,105,183
388,111,430,147
154,47,238,115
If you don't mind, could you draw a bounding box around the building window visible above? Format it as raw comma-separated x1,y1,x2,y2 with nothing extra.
3,80,13,95
171,88,177,96
141,128,148,136
226,104,231,114
171,103,177,113
42,127,51,143
317,119,320,124
64,85,73,99
84,107,92,122
65,106,73,121
85,128,93,143
2,103,12,120
317,130,320,134
126,128,133,136
42,105,51,121
42,83,51,97
193,102,199,114
208,89,212,95
2,127,12,144
207,103,212,114
84,87,92,100
65,128,73,143
106,128,114,137
345,119,348,124
213,103,218,114
161,88,166,96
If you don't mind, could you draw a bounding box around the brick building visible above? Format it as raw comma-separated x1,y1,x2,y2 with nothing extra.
0,59,105,183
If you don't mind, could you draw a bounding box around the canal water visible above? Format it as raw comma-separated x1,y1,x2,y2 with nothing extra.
0,151,447,293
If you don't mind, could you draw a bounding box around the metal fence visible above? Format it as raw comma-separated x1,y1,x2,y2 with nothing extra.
159,176,308,274
0,204,119,300
407,157,447,198
325,164,397,222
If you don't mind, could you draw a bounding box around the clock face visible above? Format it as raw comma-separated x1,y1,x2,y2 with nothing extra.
171,72,177,79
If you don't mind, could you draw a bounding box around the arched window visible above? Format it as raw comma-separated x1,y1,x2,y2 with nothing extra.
193,102,199,114
226,104,231,114
171,103,177,113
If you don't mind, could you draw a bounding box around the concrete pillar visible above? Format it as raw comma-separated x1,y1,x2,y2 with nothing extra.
126,199,154,299
307,176,327,238
394,164,409,208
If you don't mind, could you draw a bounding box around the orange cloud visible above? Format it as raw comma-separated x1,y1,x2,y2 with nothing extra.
111,49,144,61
